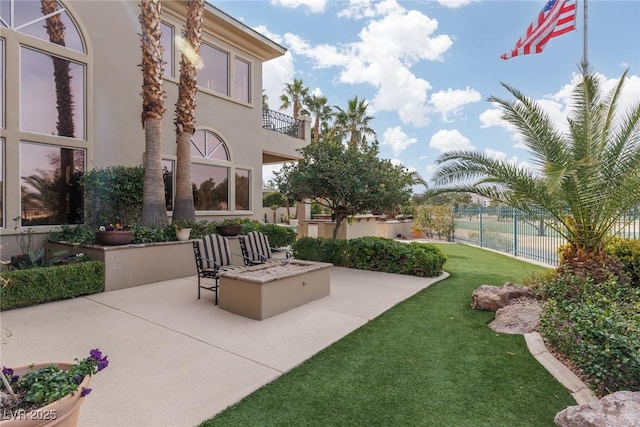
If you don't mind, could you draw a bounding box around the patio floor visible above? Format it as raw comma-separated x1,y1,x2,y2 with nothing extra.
0,267,447,427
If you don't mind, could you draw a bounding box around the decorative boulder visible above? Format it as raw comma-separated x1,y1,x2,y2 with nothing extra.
471,282,535,311
488,300,541,334
554,391,640,427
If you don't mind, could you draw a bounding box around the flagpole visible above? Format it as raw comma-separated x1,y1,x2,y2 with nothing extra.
583,0,588,62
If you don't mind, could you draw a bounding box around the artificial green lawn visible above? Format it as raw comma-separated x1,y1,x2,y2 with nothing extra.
201,244,576,427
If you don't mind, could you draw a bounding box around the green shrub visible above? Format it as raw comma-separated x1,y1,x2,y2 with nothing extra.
539,274,640,394
1,261,105,310
47,224,96,245
606,237,640,287
292,237,446,277
241,222,296,248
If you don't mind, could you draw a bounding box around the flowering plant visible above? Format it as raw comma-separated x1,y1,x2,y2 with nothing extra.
0,349,109,414
98,223,130,232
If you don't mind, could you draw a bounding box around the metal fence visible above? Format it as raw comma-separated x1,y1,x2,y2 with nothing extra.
453,206,640,266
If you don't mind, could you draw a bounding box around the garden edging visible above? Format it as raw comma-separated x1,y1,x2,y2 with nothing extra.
524,332,597,405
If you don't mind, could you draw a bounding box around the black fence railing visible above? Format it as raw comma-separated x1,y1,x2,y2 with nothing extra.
262,109,304,139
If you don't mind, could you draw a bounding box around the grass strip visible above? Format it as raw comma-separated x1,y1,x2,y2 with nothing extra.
201,243,575,427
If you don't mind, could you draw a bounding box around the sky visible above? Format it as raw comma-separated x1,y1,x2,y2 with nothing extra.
214,0,640,190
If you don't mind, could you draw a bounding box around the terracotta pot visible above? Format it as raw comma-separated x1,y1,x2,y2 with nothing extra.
216,225,242,236
176,228,192,241
95,230,134,245
0,362,90,427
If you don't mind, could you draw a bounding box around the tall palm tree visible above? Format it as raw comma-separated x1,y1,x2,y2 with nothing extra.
304,94,332,143
173,0,204,223
139,0,168,228
279,78,308,119
332,96,376,149
432,62,640,259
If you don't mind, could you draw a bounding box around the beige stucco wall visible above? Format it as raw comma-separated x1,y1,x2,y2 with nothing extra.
0,1,308,260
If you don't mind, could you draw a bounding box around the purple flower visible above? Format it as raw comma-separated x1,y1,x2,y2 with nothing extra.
80,387,92,397
89,349,103,361
2,367,13,376
97,357,109,372
74,374,84,384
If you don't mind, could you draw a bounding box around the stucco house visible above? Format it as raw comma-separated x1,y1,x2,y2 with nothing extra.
0,0,310,259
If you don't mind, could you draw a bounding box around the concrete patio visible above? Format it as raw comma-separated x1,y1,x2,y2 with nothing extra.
0,267,447,427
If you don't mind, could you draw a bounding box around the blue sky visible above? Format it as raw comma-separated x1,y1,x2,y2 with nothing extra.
215,0,640,189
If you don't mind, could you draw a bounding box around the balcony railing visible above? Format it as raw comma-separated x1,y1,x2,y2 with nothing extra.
262,108,304,139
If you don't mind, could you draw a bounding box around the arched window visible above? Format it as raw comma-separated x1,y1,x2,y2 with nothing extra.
191,130,230,211
1,0,88,227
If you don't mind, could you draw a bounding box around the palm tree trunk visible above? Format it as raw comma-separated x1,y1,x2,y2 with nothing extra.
173,130,195,220
141,117,169,226
140,0,168,228
173,0,203,223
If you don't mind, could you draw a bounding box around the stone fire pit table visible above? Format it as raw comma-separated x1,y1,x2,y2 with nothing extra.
219,260,332,320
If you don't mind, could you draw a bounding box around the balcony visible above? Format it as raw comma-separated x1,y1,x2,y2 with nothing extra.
261,109,310,164
262,109,304,139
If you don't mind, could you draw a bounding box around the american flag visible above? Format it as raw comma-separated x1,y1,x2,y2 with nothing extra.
501,0,576,60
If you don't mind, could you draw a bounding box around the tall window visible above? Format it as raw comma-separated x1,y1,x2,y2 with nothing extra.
191,129,230,211
20,47,85,139
198,43,228,95
20,142,85,226
161,21,174,78
233,57,250,104
1,0,88,227
235,169,250,210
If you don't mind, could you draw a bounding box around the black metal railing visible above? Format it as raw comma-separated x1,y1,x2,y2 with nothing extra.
262,109,304,139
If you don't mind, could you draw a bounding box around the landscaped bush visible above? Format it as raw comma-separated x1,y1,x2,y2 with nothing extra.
0,261,105,311
538,274,640,395
292,237,446,277
605,237,640,287
241,222,296,248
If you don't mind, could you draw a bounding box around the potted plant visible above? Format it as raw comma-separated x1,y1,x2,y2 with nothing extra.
94,223,134,245
171,219,194,241
216,219,244,236
0,349,109,426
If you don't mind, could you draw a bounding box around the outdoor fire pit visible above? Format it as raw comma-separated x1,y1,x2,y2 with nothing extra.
219,260,332,320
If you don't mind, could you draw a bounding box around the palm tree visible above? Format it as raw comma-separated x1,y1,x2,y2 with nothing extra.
432,62,640,260
173,0,204,223
304,94,332,143
332,96,376,149
279,78,308,119
139,0,169,228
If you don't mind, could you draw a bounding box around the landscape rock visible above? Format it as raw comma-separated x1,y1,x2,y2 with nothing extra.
488,300,541,334
471,282,535,311
554,391,640,427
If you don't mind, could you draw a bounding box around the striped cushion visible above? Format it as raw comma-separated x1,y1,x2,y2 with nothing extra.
201,234,232,267
244,231,272,262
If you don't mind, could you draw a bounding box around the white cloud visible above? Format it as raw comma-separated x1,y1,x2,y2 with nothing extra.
436,0,478,8
479,71,640,148
429,87,481,122
281,0,453,127
429,129,473,152
271,0,327,13
484,149,534,173
381,126,418,155
262,164,283,188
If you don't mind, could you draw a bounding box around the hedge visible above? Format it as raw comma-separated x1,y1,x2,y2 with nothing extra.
1,261,105,311
292,236,446,277
241,222,297,248
538,274,640,395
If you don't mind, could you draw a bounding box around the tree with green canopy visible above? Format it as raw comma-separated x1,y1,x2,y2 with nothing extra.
274,137,414,239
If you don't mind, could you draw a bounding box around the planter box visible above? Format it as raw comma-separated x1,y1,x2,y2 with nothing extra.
219,260,332,320
46,241,195,292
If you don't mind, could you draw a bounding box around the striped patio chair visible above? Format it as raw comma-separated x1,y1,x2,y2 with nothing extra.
239,231,291,266
192,234,245,304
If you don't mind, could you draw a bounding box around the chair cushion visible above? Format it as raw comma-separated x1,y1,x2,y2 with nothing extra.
201,234,232,267
245,231,272,262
